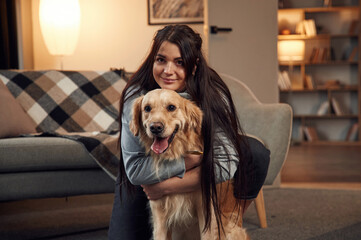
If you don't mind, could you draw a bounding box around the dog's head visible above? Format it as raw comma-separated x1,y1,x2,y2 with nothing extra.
130,89,203,157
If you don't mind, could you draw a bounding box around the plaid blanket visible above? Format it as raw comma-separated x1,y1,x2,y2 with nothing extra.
0,70,125,132
0,70,127,179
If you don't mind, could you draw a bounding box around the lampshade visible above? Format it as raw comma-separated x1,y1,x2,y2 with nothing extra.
278,40,305,62
39,0,81,56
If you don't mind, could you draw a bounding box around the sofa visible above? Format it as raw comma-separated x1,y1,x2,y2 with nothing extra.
0,70,127,202
0,70,292,230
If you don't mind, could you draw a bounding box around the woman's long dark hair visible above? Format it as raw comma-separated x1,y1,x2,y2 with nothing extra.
118,25,248,234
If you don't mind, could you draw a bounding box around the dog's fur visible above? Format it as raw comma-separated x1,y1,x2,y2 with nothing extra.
130,89,248,239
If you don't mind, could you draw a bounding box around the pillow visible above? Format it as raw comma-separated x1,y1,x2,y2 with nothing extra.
0,80,37,138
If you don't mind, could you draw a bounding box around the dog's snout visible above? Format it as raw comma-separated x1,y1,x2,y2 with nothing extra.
150,122,164,135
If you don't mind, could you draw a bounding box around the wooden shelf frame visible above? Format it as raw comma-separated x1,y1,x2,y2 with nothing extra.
280,85,359,92
296,141,361,146
279,6,359,13
278,0,361,145
279,61,359,66
278,34,359,40
293,114,359,119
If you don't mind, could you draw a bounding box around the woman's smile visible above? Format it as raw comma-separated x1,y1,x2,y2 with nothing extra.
161,77,177,83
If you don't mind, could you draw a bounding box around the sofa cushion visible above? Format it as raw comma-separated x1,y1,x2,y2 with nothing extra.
0,169,115,201
0,137,99,173
0,70,126,133
0,80,37,138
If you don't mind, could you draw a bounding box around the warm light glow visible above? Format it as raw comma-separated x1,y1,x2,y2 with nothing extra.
278,40,305,62
39,0,81,56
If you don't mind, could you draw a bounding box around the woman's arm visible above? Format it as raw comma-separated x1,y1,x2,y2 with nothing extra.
142,165,201,200
141,153,202,200
140,127,240,199
140,129,241,200
141,129,240,200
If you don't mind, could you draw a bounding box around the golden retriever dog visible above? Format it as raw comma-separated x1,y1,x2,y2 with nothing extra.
130,89,248,240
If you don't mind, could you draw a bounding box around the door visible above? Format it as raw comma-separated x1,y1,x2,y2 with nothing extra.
204,0,278,104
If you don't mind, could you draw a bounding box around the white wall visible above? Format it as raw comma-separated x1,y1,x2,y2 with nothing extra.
26,0,277,103
17,0,34,69
30,0,204,71
206,0,278,104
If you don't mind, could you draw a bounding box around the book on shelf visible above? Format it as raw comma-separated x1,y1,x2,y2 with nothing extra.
309,47,329,63
304,19,317,36
346,123,359,141
320,47,329,62
317,101,329,115
330,97,345,115
348,20,359,35
348,46,358,62
342,45,358,61
311,48,320,63
278,71,286,90
303,126,319,142
278,71,292,90
282,71,292,90
295,19,317,36
304,74,315,89
309,48,317,63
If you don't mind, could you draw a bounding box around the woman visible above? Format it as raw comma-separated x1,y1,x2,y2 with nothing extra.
108,24,270,239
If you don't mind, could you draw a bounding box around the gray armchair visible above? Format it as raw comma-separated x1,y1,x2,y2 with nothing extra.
221,73,293,228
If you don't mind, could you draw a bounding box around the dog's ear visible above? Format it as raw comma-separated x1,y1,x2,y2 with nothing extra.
185,101,203,135
129,96,144,136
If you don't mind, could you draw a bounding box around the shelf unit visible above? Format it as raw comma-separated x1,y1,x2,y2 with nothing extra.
278,0,361,145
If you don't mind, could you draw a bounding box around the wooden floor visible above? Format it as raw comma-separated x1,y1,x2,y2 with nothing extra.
281,182,361,190
281,144,361,188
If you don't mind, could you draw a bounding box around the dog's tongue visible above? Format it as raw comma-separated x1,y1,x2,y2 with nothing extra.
151,137,170,154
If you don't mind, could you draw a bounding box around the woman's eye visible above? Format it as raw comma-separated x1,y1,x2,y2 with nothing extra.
176,60,184,66
167,105,176,112
156,57,165,63
144,106,151,112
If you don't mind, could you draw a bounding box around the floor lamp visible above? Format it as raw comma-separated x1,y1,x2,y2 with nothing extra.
39,0,81,70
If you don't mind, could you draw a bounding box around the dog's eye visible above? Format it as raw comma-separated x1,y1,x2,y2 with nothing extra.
144,106,151,112
167,105,176,112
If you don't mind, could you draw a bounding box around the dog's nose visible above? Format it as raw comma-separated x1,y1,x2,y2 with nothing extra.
150,122,164,135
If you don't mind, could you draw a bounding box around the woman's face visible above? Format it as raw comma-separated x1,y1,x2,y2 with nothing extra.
153,41,186,92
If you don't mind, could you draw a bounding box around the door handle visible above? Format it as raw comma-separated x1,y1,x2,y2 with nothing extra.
210,26,232,34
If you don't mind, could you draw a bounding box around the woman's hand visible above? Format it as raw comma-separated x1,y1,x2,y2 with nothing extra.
184,153,202,171
141,182,166,200
141,166,202,200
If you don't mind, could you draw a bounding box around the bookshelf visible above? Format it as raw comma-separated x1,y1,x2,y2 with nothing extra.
278,0,361,145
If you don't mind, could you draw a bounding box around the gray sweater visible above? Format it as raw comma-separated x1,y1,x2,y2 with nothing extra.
121,89,239,185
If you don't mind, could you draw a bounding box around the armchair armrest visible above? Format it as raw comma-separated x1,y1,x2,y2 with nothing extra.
221,73,293,185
